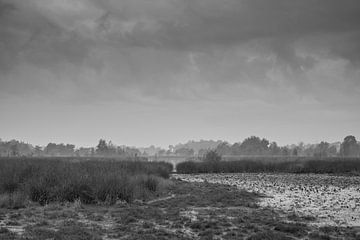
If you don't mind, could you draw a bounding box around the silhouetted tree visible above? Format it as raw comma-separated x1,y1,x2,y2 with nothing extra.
341,135,359,157
269,142,281,155
203,150,221,162
239,136,269,155
96,139,108,155
314,141,330,157
215,142,232,155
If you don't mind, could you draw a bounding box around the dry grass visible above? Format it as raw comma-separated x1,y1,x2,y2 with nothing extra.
0,192,27,209
0,158,172,205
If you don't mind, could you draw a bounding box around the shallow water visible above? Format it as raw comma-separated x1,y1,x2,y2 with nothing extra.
173,173,360,227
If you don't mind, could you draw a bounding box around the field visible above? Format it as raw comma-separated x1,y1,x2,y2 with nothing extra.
174,173,360,227
1,158,360,239
3,178,360,240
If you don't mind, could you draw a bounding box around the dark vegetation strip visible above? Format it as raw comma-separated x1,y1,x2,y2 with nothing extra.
176,157,360,174
0,157,172,206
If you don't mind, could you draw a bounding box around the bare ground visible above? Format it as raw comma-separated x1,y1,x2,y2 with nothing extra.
1,179,360,240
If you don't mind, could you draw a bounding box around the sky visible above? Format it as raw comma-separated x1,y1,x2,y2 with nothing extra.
0,0,360,148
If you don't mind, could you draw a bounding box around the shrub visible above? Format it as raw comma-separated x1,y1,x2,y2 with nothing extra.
176,157,360,174
0,157,172,205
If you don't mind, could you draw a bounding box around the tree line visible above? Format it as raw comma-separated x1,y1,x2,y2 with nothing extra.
0,139,141,157
0,135,359,158
215,135,359,157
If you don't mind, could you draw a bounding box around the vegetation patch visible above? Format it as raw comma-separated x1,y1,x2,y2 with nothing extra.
0,158,172,205
176,157,360,174
1,165,359,239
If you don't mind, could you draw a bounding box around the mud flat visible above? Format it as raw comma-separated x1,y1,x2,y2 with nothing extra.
174,173,360,227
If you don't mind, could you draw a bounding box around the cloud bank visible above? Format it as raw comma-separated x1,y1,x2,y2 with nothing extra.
0,0,359,146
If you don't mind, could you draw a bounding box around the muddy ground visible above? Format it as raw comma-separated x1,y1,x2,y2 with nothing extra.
1,177,360,239
174,173,360,227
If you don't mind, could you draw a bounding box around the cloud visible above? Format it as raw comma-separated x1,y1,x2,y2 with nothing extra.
0,0,360,147
0,0,359,106
0,0,95,73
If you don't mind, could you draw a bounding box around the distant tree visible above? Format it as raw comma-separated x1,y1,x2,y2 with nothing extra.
107,141,117,155
297,142,305,156
215,142,232,155
203,150,221,162
328,145,338,156
44,143,57,156
269,142,281,155
292,147,298,156
10,144,19,156
175,147,194,156
124,147,141,157
116,146,125,155
230,142,242,155
34,146,43,156
280,146,290,156
66,144,75,153
340,135,359,157
314,141,330,157
239,136,269,155
96,139,108,155
44,143,75,156
90,148,95,156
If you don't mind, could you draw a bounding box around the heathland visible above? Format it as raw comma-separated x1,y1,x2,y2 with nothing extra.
1,156,360,239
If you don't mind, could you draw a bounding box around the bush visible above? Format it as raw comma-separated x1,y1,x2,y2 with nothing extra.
176,157,360,174
0,157,172,205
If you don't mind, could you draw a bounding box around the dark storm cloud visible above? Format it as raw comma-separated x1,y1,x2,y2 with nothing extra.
0,0,93,74
0,0,360,102
90,0,360,63
0,0,360,148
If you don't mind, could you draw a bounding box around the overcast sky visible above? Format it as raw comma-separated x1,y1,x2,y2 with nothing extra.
1,0,360,148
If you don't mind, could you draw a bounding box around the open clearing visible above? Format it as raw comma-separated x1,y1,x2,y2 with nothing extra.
2,178,360,239
174,173,360,227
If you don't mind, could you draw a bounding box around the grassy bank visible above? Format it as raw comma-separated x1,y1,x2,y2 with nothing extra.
176,157,360,174
0,157,172,206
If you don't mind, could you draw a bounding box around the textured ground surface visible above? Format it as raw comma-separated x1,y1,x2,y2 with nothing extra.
1,178,360,239
174,173,360,227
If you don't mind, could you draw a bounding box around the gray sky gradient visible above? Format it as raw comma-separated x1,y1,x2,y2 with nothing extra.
0,0,359,147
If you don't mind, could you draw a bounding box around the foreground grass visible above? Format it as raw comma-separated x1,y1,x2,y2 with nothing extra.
0,158,172,206
177,157,360,174
1,179,360,240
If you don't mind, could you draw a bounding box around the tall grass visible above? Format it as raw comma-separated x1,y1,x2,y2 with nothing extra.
0,157,172,205
176,157,360,174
